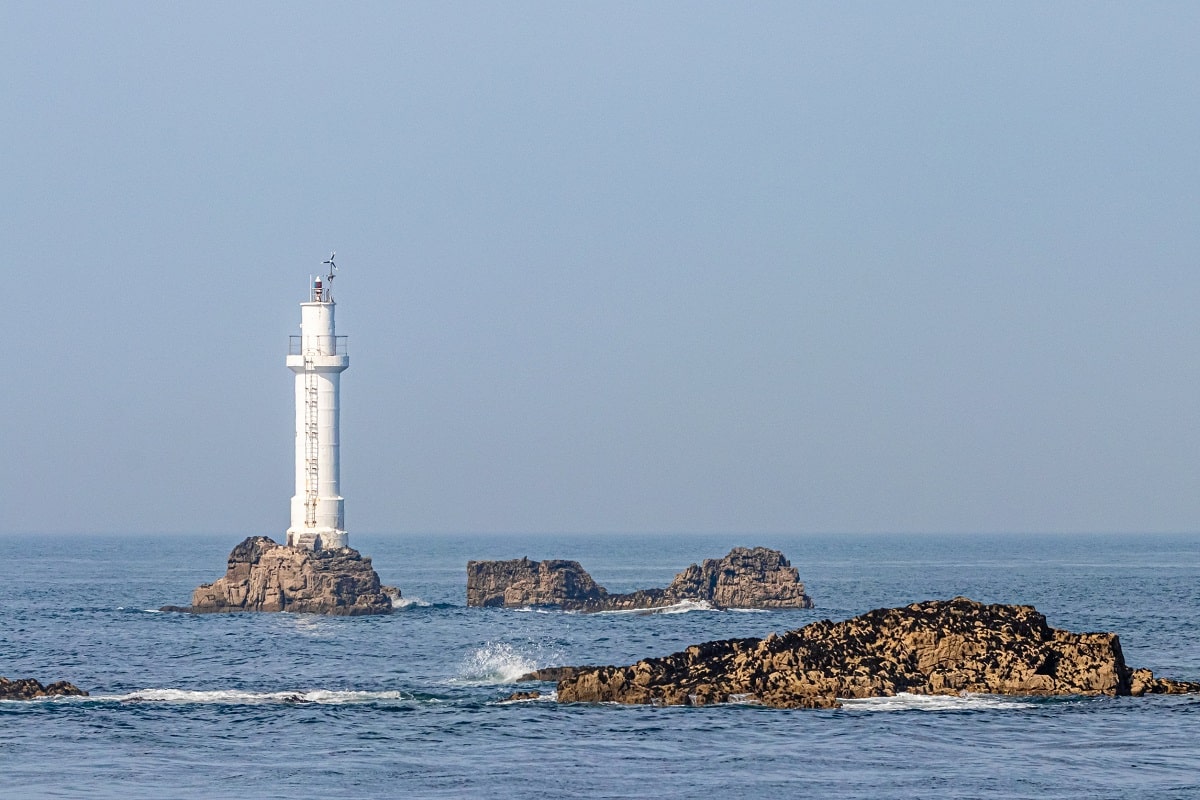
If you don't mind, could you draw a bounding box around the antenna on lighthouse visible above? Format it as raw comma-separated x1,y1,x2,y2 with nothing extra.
322,251,338,300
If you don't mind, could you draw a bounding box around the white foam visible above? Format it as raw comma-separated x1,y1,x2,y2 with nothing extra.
725,693,758,704
87,688,418,705
839,692,1038,712
597,599,717,615
660,599,717,614
454,642,538,685
392,595,431,609
727,607,768,613
496,690,558,704
141,609,162,614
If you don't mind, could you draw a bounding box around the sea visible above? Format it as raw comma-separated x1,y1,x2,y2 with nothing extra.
1,532,1197,799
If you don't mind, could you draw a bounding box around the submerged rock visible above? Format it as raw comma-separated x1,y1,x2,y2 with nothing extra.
0,677,88,700
466,547,813,611
536,597,1200,708
174,536,399,616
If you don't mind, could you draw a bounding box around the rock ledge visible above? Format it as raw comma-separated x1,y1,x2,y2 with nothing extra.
0,677,87,700
171,536,399,616
467,547,813,611
524,597,1199,708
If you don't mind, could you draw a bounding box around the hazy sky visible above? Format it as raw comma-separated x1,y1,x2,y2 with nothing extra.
4,2,1199,535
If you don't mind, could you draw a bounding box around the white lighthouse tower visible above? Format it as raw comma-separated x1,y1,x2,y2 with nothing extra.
285,254,349,551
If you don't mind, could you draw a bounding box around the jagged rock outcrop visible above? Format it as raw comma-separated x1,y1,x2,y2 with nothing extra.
533,597,1200,708
466,558,606,608
467,547,813,611
1127,668,1200,696
0,677,88,700
665,547,814,610
176,536,399,616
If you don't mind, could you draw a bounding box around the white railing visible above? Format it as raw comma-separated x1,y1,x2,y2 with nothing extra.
289,335,348,356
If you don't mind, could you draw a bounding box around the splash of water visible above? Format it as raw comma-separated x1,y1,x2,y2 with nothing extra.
455,642,538,685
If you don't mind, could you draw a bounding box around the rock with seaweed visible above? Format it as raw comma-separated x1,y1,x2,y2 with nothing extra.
523,597,1199,709
0,677,88,700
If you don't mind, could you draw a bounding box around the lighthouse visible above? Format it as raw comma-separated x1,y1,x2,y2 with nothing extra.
285,255,349,550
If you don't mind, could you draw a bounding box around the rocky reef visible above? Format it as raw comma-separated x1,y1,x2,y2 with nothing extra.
467,547,813,611
0,677,87,700
169,536,399,616
521,597,1199,708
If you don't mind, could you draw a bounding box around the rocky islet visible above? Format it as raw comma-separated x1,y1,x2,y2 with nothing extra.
522,597,1200,708
0,677,87,700
167,536,399,616
467,546,814,611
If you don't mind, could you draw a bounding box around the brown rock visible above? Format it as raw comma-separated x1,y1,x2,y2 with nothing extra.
466,547,813,611
665,547,815,610
551,597,1200,708
1128,667,1200,696
466,557,605,608
0,677,88,700
181,536,396,616
516,666,600,683
503,690,542,702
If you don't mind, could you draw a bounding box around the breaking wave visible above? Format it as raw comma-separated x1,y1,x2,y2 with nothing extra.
392,595,432,609
596,599,717,615
658,599,716,614
454,643,538,685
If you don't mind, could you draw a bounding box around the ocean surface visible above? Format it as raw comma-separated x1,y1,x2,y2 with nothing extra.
1,532,1197,799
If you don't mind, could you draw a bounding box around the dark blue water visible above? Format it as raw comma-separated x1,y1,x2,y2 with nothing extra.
2,533,1197,799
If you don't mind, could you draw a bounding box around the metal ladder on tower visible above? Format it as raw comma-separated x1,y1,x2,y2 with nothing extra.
303,350,320,529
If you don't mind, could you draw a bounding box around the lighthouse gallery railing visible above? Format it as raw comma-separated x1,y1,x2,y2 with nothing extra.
289,335,348,356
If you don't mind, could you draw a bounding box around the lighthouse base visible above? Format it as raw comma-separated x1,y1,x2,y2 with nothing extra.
287,529,348,551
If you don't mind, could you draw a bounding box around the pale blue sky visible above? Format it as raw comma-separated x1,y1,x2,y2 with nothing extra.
4,2,1199,535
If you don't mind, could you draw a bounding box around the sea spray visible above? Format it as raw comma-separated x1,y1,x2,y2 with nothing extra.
455,642,543,685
